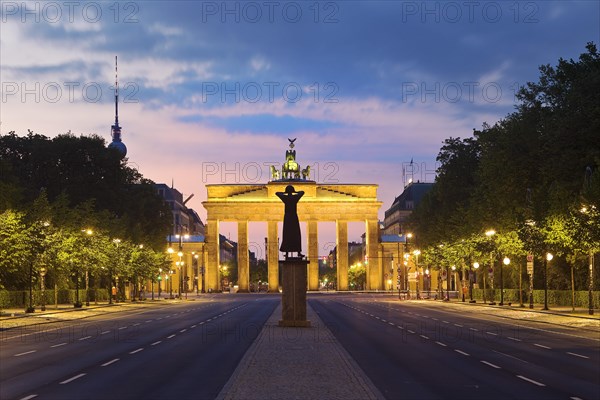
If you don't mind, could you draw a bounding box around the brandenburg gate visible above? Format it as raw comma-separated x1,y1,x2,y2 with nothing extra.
202,140,383,292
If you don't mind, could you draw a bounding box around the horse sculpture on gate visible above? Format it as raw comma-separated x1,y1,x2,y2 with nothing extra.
269,138,313,182
282,138,300,179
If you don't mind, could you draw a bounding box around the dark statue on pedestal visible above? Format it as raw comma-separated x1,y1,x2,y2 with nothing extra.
276,185,304,258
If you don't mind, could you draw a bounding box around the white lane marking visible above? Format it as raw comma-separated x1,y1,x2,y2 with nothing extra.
381,319,387,322
167,334,176,339
101,331,110,335
60,373,86,384
191,325,197,328
454,324,463,327
442,321,449,324
454,349,470,356
388,322,395,326
397,326,404,330
492,350,528,363
51,342,67,348
375,316,381,320
567,352,589,359
19,395,37,400
507,336,521,342
420,335,429,340
101,358,119,367
118,326,128,330
435,341,447,347
534,343,551,349
180,329,187,333
78,336,92,341
480,360,501,369
486,332,498,336
151,341,162,346
469,328,478,332
517,375,545,387
431,318,438,321
145,320,153,323
129,348,143,354
570,397,584,400
133,323,140,326
14,350,36,357
407,330,415,334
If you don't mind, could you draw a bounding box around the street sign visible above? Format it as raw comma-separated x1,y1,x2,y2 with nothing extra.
527,253,534,274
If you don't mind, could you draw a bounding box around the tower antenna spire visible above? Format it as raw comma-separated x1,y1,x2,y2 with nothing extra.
108,55,127,156
114,55,119,127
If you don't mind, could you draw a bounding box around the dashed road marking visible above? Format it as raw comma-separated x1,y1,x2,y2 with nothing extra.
480,360,501,369
167,334,176,339
50,342,67,348
420,335,429,340
486,332,498,336
151,341,162,346
118,326,128,330
14,350,36,357
78,336,92,341
534,343,551,349
454,349,469,356
60,373,86,384
567,352,589,359
180,329,187,333
454,324,463,327
435,341,447,347
408,330,415,334
101,331,110,335
129,348,143,354
507,337,521,342
102,358,119,367
516,375,545,387
18,395,37,400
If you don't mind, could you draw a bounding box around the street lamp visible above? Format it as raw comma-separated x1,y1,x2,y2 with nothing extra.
543,252,553,310
413,249,421,299
470,262,478,303
158,268,163,299
500,257,510,306
451,265,457,299
40,266,47,311
82,229,93,307
111,238,121,304
485,230,496,305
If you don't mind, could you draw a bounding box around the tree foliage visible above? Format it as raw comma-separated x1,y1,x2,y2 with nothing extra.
409,43,600,292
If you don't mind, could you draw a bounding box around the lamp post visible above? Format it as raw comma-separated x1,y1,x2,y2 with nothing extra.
425,268,430,298
500,257,510,306
26,259,35,313
451,265,457,299
82,229,93,307
469,261,479,303
73,259,82,308
39,266,47,311
413,249,421,299
158,268,162,299
485,230,496,305
543,252,553,310
176,256,184,299
111,239,121,305
194,253,199,294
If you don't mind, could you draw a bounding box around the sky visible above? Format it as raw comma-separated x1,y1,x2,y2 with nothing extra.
1,0,599,255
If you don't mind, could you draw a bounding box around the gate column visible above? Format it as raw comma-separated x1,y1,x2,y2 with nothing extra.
267,220,279,292
307,221,319,291
237,221,249,292
206,219,220,292
336,220,348,291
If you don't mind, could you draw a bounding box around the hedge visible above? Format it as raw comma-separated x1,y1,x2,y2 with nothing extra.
472,288,600,308
0,289,109,310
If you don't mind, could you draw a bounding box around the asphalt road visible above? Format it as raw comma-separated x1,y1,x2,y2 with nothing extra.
3,294,599,400
1,295,278,400
309,294,600,400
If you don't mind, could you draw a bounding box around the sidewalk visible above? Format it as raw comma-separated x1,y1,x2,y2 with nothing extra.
0,297,193,331
217,303,384,400
383,296,600,330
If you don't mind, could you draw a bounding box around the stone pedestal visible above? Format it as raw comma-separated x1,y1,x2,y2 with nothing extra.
279,258,311,327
